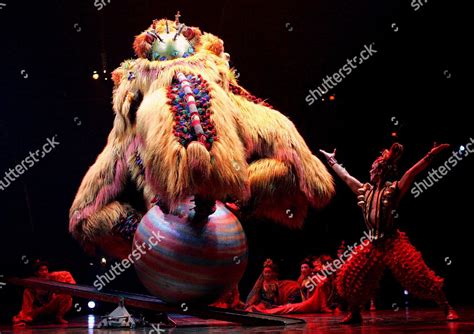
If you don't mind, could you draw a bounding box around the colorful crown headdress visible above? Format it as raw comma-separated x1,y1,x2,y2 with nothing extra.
142,11,197,61
372,143,404,176
132,12,227,64
263,258,274,268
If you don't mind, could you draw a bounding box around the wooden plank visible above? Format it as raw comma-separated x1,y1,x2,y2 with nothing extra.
5,277,305,326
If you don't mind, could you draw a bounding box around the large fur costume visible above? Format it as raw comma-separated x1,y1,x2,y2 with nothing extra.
69,17,334,257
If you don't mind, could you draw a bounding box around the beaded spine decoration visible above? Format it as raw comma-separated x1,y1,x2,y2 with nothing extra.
167,73,216,150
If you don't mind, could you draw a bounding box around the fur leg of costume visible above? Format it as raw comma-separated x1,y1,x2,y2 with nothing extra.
385,231,447,307
336,231,449,313
335,242,386,312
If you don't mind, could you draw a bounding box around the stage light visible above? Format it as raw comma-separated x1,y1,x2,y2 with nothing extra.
88,315,95,329
101,257,107,265
329,95,335,101
404,290,409,295
92,71,99,80
88,301,96,309
459,145,466,154
391,132,398,138
103,70,107,73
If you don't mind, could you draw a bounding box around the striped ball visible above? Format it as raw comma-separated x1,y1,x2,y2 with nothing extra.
133,199,248,303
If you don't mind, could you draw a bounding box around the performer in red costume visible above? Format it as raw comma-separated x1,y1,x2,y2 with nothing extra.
248,258,332,314
320,143,459,323
245,259,280,311
12,261,76,326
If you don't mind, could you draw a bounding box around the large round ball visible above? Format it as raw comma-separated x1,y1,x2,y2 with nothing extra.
133,199,248,303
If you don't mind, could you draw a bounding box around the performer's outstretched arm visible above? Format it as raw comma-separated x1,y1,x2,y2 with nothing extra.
398,143,449,197
320,149,363,194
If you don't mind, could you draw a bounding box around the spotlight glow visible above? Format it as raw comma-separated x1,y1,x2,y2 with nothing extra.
87,314,95,329
88,301,96,309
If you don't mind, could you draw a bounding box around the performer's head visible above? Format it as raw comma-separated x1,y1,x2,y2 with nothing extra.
32,260,49,279
313,254,332,271
132,13,228,63
312,257,323,271
370,142,404,184
320,254,333,270
300,258,314,277
262,259,278,281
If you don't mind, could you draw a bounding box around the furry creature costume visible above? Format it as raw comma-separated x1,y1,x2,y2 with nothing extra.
69,15,334,257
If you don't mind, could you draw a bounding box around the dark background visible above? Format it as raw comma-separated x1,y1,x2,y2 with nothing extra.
0,0,471,321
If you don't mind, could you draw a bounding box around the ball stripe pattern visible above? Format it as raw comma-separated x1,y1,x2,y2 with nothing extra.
133,200,248,303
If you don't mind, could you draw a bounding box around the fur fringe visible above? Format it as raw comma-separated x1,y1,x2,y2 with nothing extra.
186,142,212,183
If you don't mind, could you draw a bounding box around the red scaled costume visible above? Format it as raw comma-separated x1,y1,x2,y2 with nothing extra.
320,143,458,323
12,271,76,325
336,182,447,315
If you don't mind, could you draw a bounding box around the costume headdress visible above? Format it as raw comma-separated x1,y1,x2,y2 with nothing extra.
371,143,404,180
132,11,224,62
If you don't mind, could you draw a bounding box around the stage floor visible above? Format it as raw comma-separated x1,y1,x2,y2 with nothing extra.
1,307,473,333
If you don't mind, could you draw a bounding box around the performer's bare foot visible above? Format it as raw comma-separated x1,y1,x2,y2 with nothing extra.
370,299,376,311
12,315,32,327
446,309,459,321
341,311,362,324
55,317,69,324
13,321,27,327
224,202,240,215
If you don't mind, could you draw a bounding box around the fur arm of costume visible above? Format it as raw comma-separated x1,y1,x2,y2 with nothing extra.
69,96,144,257
228,82,335,228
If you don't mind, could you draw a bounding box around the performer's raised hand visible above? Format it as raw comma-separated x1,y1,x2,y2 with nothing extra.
319,148,362,194
319,148,336,161
429,143,450,156
398,143,450,198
